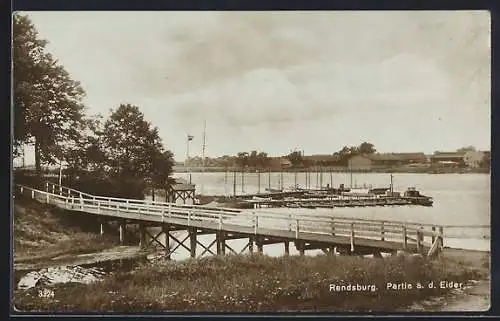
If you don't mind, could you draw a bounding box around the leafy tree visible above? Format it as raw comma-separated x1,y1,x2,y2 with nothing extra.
257,152,270,168
456,146,476,153
358,142,376,154
101,104,174,198
13,13,86,175
287,150,303,168
236,152,249,168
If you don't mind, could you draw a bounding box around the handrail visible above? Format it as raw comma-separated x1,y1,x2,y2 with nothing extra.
42,181,242,213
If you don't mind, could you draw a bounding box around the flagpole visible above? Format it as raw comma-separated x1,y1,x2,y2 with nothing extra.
186,135,192,183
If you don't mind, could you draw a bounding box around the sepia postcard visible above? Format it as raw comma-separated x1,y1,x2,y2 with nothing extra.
12,10,491,314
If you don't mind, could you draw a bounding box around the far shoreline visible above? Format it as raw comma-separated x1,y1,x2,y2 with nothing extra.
173,167,490,175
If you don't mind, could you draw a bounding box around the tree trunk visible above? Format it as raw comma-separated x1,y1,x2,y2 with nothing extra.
35,138,41,177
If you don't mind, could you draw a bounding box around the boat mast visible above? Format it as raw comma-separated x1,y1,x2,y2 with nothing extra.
201,120,206,195
390,173,393,193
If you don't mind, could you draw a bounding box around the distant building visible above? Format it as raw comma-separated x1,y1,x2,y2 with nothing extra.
347,155,373,171
463,151,486,168
392,153,429,165
302,155,340,166
429,152,466,167
347,153,429,171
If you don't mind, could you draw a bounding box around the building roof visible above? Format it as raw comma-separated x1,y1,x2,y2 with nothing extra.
430,152,466,159
303,155,339,162
391,152,428,161
171,177,196,191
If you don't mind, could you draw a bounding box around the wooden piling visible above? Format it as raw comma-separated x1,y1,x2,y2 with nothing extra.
402,225,408,251
381,221,385,241
257,237,263,253
257,170,260,194
284,241,289,255
163,225,171,260
189,228,197,258
241,170,244,194
249,236,254,253
350,223,355,253
139,224,146,249
233,171,236,197
299,241,305,256
268,168,271,191
119,222,125,245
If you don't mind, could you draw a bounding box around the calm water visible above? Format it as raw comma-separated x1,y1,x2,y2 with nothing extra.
152,172,490,259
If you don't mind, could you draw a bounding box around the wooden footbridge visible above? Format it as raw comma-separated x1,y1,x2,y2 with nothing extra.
15,182,451,259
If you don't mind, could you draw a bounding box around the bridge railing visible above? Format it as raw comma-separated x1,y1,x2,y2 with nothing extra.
15,183,457,254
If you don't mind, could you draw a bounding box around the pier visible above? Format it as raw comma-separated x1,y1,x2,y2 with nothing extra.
16,182,449,260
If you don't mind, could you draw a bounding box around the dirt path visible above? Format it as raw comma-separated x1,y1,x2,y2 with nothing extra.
14,246,150,272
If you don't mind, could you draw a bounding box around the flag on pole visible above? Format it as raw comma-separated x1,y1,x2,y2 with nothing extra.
187,135,194,141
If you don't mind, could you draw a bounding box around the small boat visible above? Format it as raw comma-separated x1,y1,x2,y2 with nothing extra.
403,187,434,207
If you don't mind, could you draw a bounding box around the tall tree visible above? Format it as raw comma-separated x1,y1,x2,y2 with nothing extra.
101,104,173,198
13,14,86,175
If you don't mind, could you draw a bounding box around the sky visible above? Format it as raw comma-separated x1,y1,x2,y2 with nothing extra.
17,10,491,163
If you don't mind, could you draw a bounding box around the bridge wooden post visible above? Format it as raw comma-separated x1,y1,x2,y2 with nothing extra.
189,228,197,258
431,226,436,244
216,231,226,255
350,223,355,253
221,232,226,255
296,219,300,239
119,221,125,245
256,236,263,254
298,241,305,256
248,236,254,253
99,219,104,236
139,224,146,249
45,182,49,192
46,192,49,203
402,225,408,251
284,241,289,255
381,221,385,241
438,226,444,250
331,217,335,236
162,225,171,260
417,227,424,253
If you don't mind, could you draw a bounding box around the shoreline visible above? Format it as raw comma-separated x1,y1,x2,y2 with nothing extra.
13,245,490,313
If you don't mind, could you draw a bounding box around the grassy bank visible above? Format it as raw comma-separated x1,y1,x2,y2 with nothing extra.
13,197,117,265
13,250,488,312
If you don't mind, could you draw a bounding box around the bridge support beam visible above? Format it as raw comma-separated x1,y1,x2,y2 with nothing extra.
284,241,289,255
